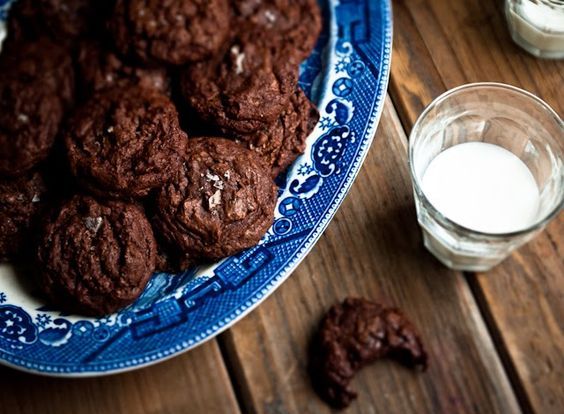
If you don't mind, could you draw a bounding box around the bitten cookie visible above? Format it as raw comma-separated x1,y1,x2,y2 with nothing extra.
0,38,74,177
154,138,277,261
77,40,170,99
0,170,50,261
65,85,188,199
109,0,231,65
309,298,428,408
231,0,322,61
37,195,157,316
181,35,297,135
236,88,319,177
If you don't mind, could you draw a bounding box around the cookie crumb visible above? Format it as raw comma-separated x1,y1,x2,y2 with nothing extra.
205,170,221,182
17,113,29,123
84,217,103,234
205,170,225,190
264,10,277,24
208,190,222,210
230,45,246,75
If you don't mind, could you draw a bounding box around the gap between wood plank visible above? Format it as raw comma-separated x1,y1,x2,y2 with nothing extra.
386,85,527,414
217,331,255,414
387,79,532,411
379,100,523,414
465,273,535,414
386,0,447,136
385,2,560,410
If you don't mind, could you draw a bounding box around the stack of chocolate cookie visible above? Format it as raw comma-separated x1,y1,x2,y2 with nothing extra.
0,0,321,316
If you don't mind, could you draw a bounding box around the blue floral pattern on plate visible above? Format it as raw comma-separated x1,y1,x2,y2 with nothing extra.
0,0,392,375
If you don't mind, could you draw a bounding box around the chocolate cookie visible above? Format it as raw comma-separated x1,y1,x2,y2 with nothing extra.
37,195,157,316
109,0,231,65
310,298,428,409
237,88,319,177
231,0,322,61
65,85,188,199
154,239,197,273
7,0,108,44
0,38,74,177
77,40,170,99
154,138,277,261
181,36,297,135
0,170,49,261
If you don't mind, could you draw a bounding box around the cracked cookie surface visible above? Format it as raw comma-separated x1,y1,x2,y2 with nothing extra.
77,40,170,99
38,195,157,316
181,36,298,135
231,0,322,61
236,88,319,178
154,138,277,261
65,85,188,199
0,170,50,261
110,0,231,65
0,38,74,177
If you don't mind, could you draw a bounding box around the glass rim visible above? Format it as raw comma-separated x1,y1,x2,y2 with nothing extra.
408,82,564,239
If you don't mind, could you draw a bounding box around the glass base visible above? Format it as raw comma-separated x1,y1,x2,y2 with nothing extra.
422,229,504,272
414,196,539,272
509,29,564,59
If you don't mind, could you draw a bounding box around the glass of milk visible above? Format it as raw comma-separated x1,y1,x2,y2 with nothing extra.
505,0,564,59
409,83,563,271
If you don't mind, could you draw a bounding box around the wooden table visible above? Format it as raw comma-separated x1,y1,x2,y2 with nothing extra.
1,1,562,413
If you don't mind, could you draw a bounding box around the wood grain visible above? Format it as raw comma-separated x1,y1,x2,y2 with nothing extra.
390,1,564,413
388,0,446,134
0,2,559,413
0,340,240,414
470,216,564,414
220,98,520,414
402,0,564,114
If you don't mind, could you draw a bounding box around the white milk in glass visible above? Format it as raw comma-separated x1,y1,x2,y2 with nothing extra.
421,142,540,234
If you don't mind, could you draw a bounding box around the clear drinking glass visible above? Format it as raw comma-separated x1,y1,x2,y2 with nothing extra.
505,0,564,59
409,83,563,271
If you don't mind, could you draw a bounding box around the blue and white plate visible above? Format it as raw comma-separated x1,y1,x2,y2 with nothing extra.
0,0,392,376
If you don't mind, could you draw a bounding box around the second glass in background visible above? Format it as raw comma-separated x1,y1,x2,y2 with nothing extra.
505,0,564,59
